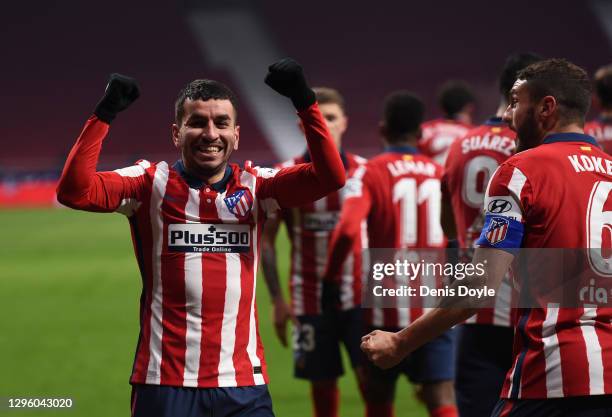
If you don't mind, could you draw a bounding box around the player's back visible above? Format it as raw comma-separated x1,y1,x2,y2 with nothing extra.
444,118,516,326
585,117,612,155
278,152,366,315
482,133,612,398
419,118,473,165
362,146,445,249
356,146,445,328
443,118,515,248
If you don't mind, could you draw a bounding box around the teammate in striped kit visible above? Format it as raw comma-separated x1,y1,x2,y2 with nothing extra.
362,59,612,416
441,52,541,417
56,59,346,417
261,87,367,417
325,92,458,417
585,64,612,154
418,81,475,165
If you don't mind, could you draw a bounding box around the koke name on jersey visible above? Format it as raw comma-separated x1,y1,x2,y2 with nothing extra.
460,134,515,156
568,153,612,175
168,223,251,253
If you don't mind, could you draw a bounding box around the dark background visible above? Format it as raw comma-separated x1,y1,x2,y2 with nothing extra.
1,0,609,173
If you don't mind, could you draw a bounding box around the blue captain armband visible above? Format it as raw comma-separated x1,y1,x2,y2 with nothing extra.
475,215,523,254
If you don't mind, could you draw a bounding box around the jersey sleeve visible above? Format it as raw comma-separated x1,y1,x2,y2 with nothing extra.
253,103,346,211
324,165,371,281
56,116,149,215
475,162,532,253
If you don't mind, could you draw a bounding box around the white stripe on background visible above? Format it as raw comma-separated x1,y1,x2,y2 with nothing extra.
146,162,169,384
313,197,327,314
542,305,564,398
580,306,605,395
493,278,512,327
217,253,240,386
291,226,305,316
241,171,265,385
182,188,203,386
372,307,384,328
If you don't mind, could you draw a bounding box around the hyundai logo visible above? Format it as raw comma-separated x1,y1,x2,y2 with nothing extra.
488,199,512,213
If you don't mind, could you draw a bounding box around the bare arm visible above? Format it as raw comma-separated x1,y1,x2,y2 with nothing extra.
362,247,514,368
261,214,296,347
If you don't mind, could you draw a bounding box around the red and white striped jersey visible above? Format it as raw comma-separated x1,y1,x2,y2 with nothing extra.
327,146,446,328
477,132,612,398
278,152,367,315
419,118,474,165
585,117,612,155
442,118,516,326
56,103,346,389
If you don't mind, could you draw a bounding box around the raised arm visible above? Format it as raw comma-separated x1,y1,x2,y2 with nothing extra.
256,59,345,208
56,74,143,212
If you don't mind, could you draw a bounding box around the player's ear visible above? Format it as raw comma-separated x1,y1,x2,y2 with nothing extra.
233,125,240,151
171,123,181,148
339,114,348,134
540,96,557,119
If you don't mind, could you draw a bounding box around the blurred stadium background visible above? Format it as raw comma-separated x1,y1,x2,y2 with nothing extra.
2,0,612,415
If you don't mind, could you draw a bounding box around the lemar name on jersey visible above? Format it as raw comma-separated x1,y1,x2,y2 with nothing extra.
387,158,437,177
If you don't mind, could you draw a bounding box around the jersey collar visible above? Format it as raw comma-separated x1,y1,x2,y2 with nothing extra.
384,145,419,155
542,132,600,148
173,160,233,192
484,117,505,126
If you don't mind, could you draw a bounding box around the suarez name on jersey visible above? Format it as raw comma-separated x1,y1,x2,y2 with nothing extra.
443,117,516,327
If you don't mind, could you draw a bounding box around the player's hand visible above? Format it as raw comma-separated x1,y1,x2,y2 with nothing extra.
321,280,341,314
264,58,316,111
94,73,140,123
360,330,405,369
272,296,298,347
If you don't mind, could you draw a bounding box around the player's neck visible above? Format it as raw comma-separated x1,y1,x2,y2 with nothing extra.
546,122,584,136
452,112,471,125
182,160,228,185
385,138,417,148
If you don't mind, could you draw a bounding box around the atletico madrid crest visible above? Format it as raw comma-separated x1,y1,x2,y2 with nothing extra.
485,217,509,245
224,189,254,218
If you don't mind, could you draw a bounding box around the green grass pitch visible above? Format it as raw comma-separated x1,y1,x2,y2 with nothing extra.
0,209,427,416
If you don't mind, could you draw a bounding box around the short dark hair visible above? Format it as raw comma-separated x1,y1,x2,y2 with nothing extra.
175,79,238,125
595,64,612,110
517,58,592,125
313,87,346,113
499,52,543,98
383,91,424,143
437,81,475,117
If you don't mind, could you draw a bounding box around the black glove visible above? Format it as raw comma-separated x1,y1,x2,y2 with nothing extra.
321,280,341,314
94,73,140,123
264,58,316,111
